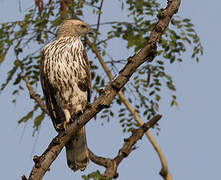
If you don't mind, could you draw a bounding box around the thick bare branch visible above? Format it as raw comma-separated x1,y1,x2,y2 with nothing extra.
26,0,181,179
89,114,162,178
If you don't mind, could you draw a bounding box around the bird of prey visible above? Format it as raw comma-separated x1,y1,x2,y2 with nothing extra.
40,19,92,171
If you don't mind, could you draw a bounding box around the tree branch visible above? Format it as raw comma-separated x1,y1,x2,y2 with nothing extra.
119,91,173,180
90,21,133,27
93,0,104,44
88,114,162,178
25,0,181,179
24,76,161,179
24,76,49,114
96,0,104,33
21,175,27,180
86,22,172,180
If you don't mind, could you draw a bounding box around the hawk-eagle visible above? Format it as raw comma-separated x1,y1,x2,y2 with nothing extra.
40,19,92,171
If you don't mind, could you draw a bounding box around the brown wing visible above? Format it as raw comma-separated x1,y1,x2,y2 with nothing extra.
82,49,91,102
40,55,65,129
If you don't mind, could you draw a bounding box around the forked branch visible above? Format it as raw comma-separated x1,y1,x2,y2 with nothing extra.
88,114,162,178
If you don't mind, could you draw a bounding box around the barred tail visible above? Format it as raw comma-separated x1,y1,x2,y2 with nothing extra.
65,126,89,171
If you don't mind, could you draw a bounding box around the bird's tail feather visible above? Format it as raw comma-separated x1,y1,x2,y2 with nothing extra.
65,126,89,171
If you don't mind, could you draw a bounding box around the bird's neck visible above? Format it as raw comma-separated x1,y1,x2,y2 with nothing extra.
56,35,81,41
57,36,84,51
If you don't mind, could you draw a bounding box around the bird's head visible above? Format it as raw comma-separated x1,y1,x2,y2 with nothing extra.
57,19,93,39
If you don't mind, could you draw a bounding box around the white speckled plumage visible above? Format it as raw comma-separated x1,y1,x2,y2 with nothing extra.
43,37,87,121
40,19,92,172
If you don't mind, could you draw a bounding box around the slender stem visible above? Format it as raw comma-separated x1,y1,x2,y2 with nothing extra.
93,0,104,44
24,76,49,114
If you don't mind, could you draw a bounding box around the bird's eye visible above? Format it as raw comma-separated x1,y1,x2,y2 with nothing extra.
80,24,87,28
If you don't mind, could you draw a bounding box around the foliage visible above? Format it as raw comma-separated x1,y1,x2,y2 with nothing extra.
0,0,202,135
82,170,111,180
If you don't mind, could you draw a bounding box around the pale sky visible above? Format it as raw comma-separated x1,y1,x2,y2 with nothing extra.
0,0,220,180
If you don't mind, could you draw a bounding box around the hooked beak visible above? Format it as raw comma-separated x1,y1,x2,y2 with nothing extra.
88,27,95,35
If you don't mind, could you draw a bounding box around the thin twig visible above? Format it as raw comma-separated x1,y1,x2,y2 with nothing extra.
93,0,104,44
24,76,49,114
105,59,127,64
90,21,133,27
84,1,100,9
96,0,104,33
147,71,151,87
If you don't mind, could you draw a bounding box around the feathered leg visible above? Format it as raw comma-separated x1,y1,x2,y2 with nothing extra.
56,109,71,130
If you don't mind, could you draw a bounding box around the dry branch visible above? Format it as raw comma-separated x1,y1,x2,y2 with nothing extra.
87,36,173,180
24,0,181,179
94,0,104,43
86,37,172,180
24,76,49,114
86,14,174,180
89,114,162,178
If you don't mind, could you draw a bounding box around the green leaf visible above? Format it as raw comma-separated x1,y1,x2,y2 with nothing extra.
18,111,33,124
0,52,6,63
34,112,45,128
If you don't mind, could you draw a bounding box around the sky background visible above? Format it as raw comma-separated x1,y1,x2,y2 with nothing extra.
0,0,220,180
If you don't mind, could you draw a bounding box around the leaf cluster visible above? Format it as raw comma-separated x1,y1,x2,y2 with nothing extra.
82,170,111,180
0,0,203,137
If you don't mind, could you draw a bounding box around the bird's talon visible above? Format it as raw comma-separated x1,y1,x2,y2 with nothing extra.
56,123,64,131
64,121,67,130
56,121,68,131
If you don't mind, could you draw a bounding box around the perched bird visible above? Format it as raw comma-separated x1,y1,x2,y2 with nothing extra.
40,19,92,171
